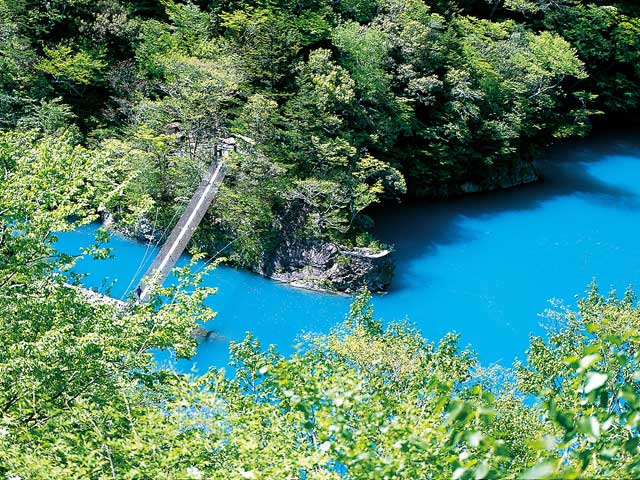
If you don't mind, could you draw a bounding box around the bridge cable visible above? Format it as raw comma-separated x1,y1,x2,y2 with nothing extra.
193,230,252,276
148,162,207,249
120,162,205,298
120,205,159,299
147,160,211,250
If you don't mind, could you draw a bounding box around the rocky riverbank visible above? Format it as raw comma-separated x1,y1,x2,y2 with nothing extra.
457,159,540,195
102,213,161,244
412,159,540,197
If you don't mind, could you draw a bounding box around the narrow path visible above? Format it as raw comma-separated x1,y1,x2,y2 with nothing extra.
64,283,127,308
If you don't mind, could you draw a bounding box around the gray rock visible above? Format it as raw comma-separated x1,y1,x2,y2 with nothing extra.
192,325,225,341
102,212,161,243
486,158,540,191
256,239,394,293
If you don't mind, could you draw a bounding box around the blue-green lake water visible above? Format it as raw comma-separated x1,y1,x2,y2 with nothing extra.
56,130,640,372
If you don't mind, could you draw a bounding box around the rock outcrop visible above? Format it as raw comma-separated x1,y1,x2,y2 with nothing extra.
459,159,539,194
257,239,394,293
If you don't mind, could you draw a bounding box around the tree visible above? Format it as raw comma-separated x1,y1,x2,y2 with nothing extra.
0,129,216,479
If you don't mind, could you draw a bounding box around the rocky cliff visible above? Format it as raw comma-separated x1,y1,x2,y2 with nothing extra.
102,213,160,244
411,159,540,197
458,159,540,194
256,239,394,293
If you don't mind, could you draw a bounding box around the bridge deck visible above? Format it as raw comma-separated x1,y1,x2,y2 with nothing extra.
139,159,227,301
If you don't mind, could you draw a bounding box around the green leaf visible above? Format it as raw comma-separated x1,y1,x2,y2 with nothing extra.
521,461,557,479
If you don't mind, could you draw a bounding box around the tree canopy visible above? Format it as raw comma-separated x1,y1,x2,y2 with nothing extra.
2,0,640,476
0,0,638,268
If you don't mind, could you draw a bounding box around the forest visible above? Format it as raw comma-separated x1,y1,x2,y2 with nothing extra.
2,0,640,477
1,0,639,271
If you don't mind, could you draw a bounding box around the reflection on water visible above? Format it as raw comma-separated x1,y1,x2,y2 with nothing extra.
57,129,640,372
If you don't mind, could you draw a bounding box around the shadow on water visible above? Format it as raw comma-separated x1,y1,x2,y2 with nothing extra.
371,129,640,293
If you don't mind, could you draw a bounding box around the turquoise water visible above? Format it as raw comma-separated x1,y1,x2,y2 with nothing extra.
56,130,640,372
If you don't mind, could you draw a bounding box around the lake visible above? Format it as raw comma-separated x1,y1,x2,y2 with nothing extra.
56,129,640,373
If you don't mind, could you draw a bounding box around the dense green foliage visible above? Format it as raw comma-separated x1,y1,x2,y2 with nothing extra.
4,178,640,479
1,0,638,267
2,132,640,477
2,2,640,476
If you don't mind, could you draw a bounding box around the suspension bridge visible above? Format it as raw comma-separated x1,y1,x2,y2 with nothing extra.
138,147,227,302
72,137,237,319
